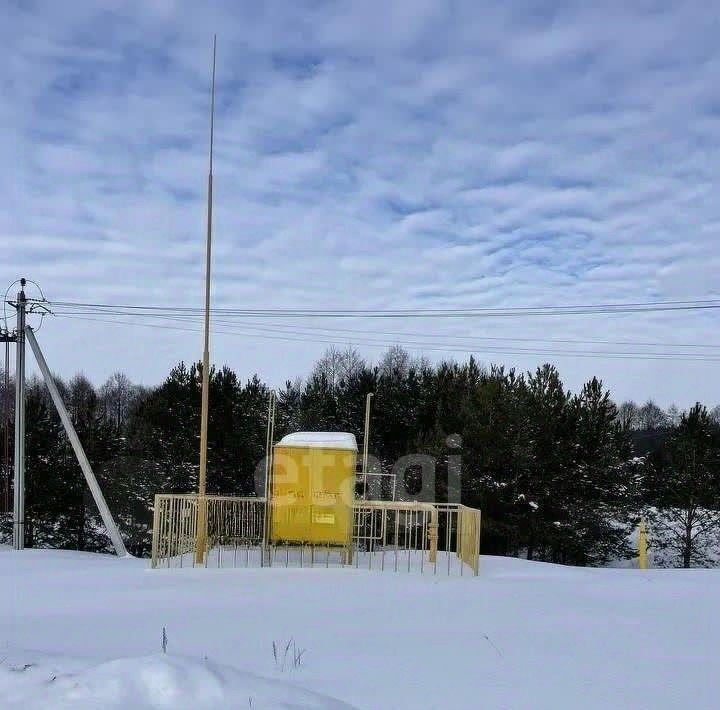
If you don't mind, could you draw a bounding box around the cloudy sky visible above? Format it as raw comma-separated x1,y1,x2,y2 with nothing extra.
2,0,720,407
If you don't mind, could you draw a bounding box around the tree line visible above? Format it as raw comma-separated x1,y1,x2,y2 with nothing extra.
1,346,719,567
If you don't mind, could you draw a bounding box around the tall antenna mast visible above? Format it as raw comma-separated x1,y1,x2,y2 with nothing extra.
195,34,216,563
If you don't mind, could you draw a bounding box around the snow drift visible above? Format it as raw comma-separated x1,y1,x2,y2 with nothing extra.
0,653,355,710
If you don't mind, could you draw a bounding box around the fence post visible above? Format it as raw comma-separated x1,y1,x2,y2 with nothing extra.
428,506,438,564
151,495,161,568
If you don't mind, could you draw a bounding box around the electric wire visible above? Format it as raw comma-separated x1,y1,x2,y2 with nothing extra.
46,297,720,319
3,279,49,332
55,313,720,363
48,306,720,351
38,294,720,364
60,312,720,351
2,280,23,331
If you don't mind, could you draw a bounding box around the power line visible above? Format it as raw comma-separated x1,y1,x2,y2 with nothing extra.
50,307,720,350
80,312,720,350
46,297,720,319
43,294,720,363
56,313,720,363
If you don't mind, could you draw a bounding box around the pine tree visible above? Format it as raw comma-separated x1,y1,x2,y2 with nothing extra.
563,378,642,565
647,404,720,567
14,345,719,568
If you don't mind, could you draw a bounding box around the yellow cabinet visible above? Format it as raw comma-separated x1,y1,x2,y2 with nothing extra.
270,433,357,546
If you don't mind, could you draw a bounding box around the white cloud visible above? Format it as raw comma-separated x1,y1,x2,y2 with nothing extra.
1,0,719,406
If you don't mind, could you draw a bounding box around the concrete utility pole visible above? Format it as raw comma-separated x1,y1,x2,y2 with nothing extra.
13,281,26,550
5,278,127,556
25,327,128,557
195,35,217,563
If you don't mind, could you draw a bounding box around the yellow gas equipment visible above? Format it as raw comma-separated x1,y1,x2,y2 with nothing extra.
270,432,357,546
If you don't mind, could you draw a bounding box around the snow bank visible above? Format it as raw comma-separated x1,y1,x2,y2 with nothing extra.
1,548,719,708
276,432,357,451
0,653,355,709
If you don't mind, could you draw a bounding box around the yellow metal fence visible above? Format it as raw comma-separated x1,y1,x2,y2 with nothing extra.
151,494,481,576
458,505,482,575
151,495,266,568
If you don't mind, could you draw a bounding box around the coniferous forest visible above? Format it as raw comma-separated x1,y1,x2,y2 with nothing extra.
2,345,720,568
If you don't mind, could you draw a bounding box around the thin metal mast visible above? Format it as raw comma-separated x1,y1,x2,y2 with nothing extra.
262,390,276,562
195,35,217,563
359,392,374,499
13,282,26,550
362,392,373,475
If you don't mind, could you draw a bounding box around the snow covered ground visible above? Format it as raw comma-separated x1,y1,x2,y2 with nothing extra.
0,548,718,709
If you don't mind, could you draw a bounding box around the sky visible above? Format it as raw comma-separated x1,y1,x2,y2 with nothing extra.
2,0,720,407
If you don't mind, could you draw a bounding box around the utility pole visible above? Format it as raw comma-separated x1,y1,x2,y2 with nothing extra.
13,280,26,550
195,35,217,563
3,279,126,555
25,326,127,557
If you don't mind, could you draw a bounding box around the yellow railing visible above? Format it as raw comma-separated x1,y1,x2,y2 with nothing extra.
457,505,482,575
151,495,265,568
151,494,481,576
151,494,197,567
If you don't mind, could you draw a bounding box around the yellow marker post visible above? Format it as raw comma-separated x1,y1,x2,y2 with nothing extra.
638,518,648,570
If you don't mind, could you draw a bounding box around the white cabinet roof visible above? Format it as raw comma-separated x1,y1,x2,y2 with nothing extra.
276,432,358,451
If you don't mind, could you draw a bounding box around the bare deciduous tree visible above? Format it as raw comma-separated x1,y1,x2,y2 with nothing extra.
99,372,142,432
312,347,366,390
617,400,639,430
637,400,668,430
